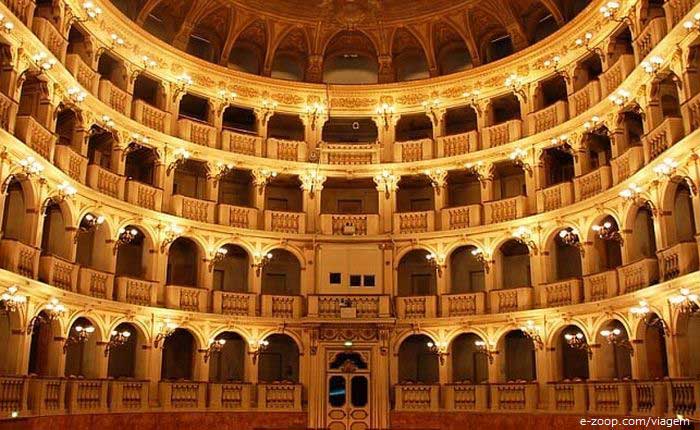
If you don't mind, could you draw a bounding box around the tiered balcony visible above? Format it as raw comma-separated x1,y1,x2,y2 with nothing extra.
108,380,149,412
132,100,171,134
267,137,306,161
177,118,217,148
611,146,644,185
536,279,583,307
98,80,131,116
320,214,380,236
0,91,18,132
631,381,667,416
66,379,108,414
86,164,125,199
642,117,685,163
257,384,302,411
125,180,163,211
527,101,567,135
319,142,380,165
536,182,573,212
437,131,479,157
264,210,306,234
77,267,114,300
393,211,434,234
0,239,40,279
0,376,27,414
170,195,216,223
484,196,527,224
65,54,98,95
218,130,259,156
38,255,78,292
114,277,158,306
482,120,522,149
208,383,253,410
395,296,437,319
573,166,612,201
218,204,257,229
634,17,668,61
158,382,206,410
664,0,696,28
53,145,87,182
261,295,303,319
617,258,659,294
5,0,35,26
658,242,699,281
490,383,538,412
439,292,486,317
583,270,618,301
600,55,635,96
27,377,65,416
588,382,630,415
569,80,601,118
31,18,66,62
395,138,433,162
681,90,700,134
164,285,208,312
394,385,440,411
15,115,56,161
667,379,700,420
443,384,489,411
548,382,587,414
441,205,482,229
211,291,257,316
488,287,533,313
307,295,391,318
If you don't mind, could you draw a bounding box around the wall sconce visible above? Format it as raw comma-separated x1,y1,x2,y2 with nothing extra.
599,1,632,25
631,300,669,336
113,226,139,253
104,329,131,357
425,252,446,277
559,227,584,255
142,55,157,70
153,320,179,349
424,169,447,195
0,286,26,314
583,115,608,136
0,13,15,33
669,288,700,315
250,338,270,364
166,148,191,176
131,133,150,146
375,103,396,130
520,320,544,350
305,102,326,131
575,32,602,56
50,181,78,204
173,73,193,97
641,55,664,76
512,226,538,254
80,1,103,20
462,90,481,113
17,156,45,178
619,183,644,205
73,213,105,243
474,340,496,364
300,170,326,199
470,247,491,273
600,328,634,356
218,89,238,106
422,99,441,123
32,52,57,71
26,298,66,334
373,170,400,199
592,221,623,244
253,169,278,195
109,33,125,48
684,12,700,32
544,55,569,81
203,338,226,363
67,86,87,104
63,324,95,353
252,251,274,276
550,134,570,147
208,247,228,272
509,148,533,176
504,73,527,101
427,340,449,365
653,157,679,179
464,161,493,184
159,224,184,253
564,332,592,358
99,115,116,129
609,89,631,107
258,99,278,124
210,162,235,186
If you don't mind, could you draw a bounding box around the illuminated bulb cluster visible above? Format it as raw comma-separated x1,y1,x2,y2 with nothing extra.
177,73,193,87
32,52,57,71
67,87,87,103
504,73,525,92
550,134,569,146
18,156,44,176
683,12,700,31
56,181,78,199
618,183,642,201
110,33,125,46
599,1,620,19
653,157,678,178
583,115,602,130
261,99,279,110
1,286,27,313
142,55,157,69
101,115,116,128
575,32,594,47
543,55,561,69
609,89,631,106
0,13,15,32
218,89,238,104
630,300,650,316
641,56,664,75
422,99,441,110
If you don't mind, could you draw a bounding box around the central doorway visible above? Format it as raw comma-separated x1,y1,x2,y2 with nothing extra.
326,351,371,430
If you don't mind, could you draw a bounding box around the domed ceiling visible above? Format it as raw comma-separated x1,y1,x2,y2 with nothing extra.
109,0,591,84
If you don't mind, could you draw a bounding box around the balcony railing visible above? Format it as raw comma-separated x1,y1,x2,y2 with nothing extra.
320,214,380,236
489,287,533,313
482,120,522,149
600,55,635,96
77,267,114,299
158,381,206,410
569,80,601,118
15,115,56,161
114,276,158,306
109,380,149,412
437,131,479,157
257,384,302,411
265,210,305,234
319,142,380,165
642,117,685,163
394,211,434,234
66,379,108,414
54,145,87,183
221,130,262,156
170,194,216,223
536,278,582,307
208,383,253,410
98,79,131,116
132,100,171,134
394,385,440,411
307,295,391,318
490,383,538,412
484,195,528,224
164,285,208,312
588,382,630,415
0,239,40,279
634,17,667,61
617,258,659,294
39,255,78,292
441,204,482,229
611,146,644,185
574,166,612,202
443,384,489,411
0,376,27,414
583,270,618,302
396,296,437,319
178,118,217,148
65,54,98,95
548,382,587,414
218,204,257,229
536,182,573,212
658,242,699,281
267,137,306,161
125,180,163,211
32,18,66,62
261,295,303,319
86,164,125,199
527,101,567,135
212,291,257,316
395,138,433,162
27,377,66,416
440,292,486,317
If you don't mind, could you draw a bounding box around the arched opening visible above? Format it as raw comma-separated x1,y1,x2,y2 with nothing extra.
557,325,590,380
166,237,200,287
185,8,229,64
451,333,488,383
323,31,378,84
536,75,568,110
40,202,69,260
541,145,574,187
212,244,249,293
75,213,111,273
97,53,127,91
173,159,208,200
209,332,247,382
222,106,257,135
261,249,301,296
268,114,305,141
161,329,195,380
551,229,583,282
124,144,158,186
27,311,60,376
573,54,603,92
444,106,478,137
16,74,52,132
218,169,253,207
446,171,481,209
396,176,434,213
397,250,436,297
639,313,668,379
87,126,117,171
64,317,101,378
115,226,149,280
652,74,682,129
667,182,698,253
1,179,32,244
607,26,634,66
55,107,83,153
271,29,308,82
492,162,526,200
322,118,378,143
483,33,513,64
107,323,144,379
228,21,267,75
132,73,166,110
488,94,521,126
0,311,22,374
629,205,657,262
433,22,472,75
449,246,485,294
501,330,536,381
258,334,299,383
496,240,531,289
398,335,439,384
66,24,92,66
596,320,632,380
265,175,303,212
395,114,433,141
591,216,623,273
179,93,211,124
392,29,429,82
583,130,613,173
677,313,700,377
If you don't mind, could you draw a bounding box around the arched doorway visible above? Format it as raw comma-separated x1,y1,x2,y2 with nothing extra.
326,351,371,430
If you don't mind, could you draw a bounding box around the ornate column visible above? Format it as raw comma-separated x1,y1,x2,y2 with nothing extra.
424,169,448,230
372,106,398,163
252,168,277,226
377,55,394,84
300,170,326,234
305,55,324,83
373,171,399,234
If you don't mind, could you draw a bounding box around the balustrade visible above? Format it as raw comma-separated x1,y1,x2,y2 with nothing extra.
394,385,440,411
617,258,659,294
266,137,306,161
15,115,55,161
86,164,125,199
588,382,630,415
484,196,528,224
158,381,206,410
489,287,533,313
443,384,488,411
209,383,252,410
441,204,482,229
536,279,582,307
38,255,78,292
257,384,302,411
583,270,618,301
218,204,257,229
54,144,87,182
307,295,390,318
97,80,131,116
114,276,158,306
528,101,567,135
177,118,217,148
658,242,699,281
65,54,98,95
548,382,587,414
264,210,305,234
261,295,302,319
125,179,163,211
642,117,685,163
395,296,437,319
611,146,644,185
132,100,171,134
394,211,434,234
66,379,108,414
221,131,261,156
482,120,522,149
211,291,257,316
490,383,538,412
437,131,479,157
440,292,486,317
395,138,433,162
536,182,573,212
170,194,216,223
0,239,40,279
573,166,612,202
164,285,208,312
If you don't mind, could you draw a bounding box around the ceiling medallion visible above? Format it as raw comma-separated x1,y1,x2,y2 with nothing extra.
322,0,381,28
